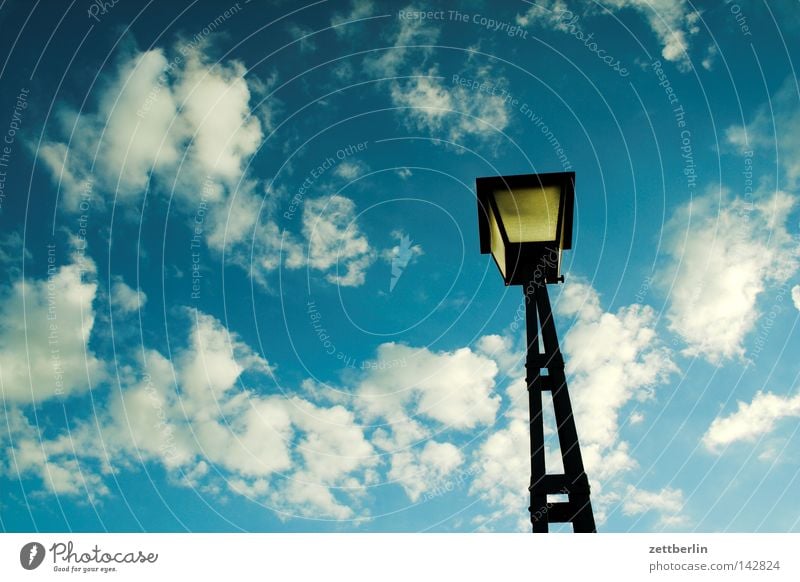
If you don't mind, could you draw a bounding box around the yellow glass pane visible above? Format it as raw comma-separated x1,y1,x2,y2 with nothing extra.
493,185,561,243
488,203,506,278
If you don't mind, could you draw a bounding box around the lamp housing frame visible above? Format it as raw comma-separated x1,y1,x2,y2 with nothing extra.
476,171,575,286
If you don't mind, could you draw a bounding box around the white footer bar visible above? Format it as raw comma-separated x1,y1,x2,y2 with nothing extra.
2,533,797,580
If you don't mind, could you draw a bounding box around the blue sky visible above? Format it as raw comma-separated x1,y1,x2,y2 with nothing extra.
0,0,799,532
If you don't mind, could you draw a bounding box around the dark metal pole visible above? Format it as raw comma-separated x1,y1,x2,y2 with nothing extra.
524,279,596,533
525,280,548,532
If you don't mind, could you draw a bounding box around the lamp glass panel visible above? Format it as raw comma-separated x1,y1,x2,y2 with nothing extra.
493,185,561,243
488,203,506,278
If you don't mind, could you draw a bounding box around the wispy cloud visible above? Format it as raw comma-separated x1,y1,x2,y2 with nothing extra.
726,78,800,189
517,0,701,71
303,194,376,287
703,390,800,453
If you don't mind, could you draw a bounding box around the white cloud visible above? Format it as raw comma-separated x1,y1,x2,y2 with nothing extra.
287,396,376,485
36,45,301,286
111,277,146,312
622,485,687,527
468,338,541,532
389,67,511,143
331,0,375,36
470,415,532,532
172,50,263,184
37,43,384,289
703,391,800,453
4,309,379,519
474,334,515,366
793,285,800,311
629,411,645,425
702,44,718,71
364,10,439,78
39,50,182,210
357,342,500,430
726,78,800,189
303,194,376,287
352,339,501,505
364,11,510,143
0,246,106,404
390,72,451,129
471,281,680,529
0,231,31,266
516,0,572,29
558,280,678,481
659,189,798,363
599,0,699,70
556,280,680,527
388,441,463,502
265,396,379,519
10,429,111,500
333,159,369,181
517,0,700,71
39,47,263,209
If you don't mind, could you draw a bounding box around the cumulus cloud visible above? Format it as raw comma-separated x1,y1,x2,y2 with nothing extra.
388,440,464,502
4,305,502,515
39,47,262,210
659,189,798,363
556,281,681,525
6,409,112,500
36,44,382,288
470,281,681,529
558,280,678,482
4,309,379,519
36,45,293,285
793,285,800,311
469,379,534,532
38,50,181,211
0,245,106,404
353,340,500,504
357,342,500,429
516,0,570,29
173,51,263,184
703,391,800,453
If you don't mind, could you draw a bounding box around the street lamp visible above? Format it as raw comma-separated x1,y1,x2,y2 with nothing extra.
476,171,596,533
476,171,574,286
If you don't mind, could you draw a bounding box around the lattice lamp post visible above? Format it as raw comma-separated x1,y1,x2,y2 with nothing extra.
476,171,596,533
